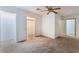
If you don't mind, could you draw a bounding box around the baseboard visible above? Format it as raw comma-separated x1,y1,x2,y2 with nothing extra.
35,35,54,39
17,40,26,43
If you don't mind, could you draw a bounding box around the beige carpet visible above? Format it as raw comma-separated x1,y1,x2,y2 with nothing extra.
0,36,79,53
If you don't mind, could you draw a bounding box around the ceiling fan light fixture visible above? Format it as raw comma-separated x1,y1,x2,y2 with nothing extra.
36,6,61,15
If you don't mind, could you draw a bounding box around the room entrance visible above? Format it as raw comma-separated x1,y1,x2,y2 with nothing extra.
27,16,36,40
66,18,76,37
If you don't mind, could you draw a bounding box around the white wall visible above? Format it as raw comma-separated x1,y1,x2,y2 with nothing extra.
55,15,66,37
41,13,66,39
41,12,79,39
42,13,55,38
0,7,26,42
35,17,42,36
60,20,66,36
16,14,27,41
0,11,16,41
55,14,61,37
0,6,42,42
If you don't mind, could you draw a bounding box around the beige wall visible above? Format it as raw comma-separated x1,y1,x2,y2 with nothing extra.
27,20,35,36
59,16,66,36
55,15,66,37
35,17,42,36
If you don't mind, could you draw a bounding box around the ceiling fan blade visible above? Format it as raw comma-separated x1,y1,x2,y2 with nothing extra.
45,6,49,9
36,8,48,12
52,11,57,14
49,6,53,9
45,6,53,9
40,10,48,12
36,8,41,10
47,11,50,15
36,7,60,15
53,8,61,10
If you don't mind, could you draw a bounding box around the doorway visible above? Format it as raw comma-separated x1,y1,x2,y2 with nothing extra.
0,10,16,43
66,18,76,37
27,16,36,40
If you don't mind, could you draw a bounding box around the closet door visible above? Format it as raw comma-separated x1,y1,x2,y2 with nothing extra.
0,10,16,42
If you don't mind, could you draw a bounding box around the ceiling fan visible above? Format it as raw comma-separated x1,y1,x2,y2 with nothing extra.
36,6,61,15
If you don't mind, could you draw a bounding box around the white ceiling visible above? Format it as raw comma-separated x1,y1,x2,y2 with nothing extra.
16,6,79,16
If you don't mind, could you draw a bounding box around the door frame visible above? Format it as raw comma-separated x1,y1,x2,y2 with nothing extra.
26,16,36,40
65,18,76,37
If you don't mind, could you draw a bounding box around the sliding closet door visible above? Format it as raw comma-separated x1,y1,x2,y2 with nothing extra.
66,19,76,37
0,10,16,42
